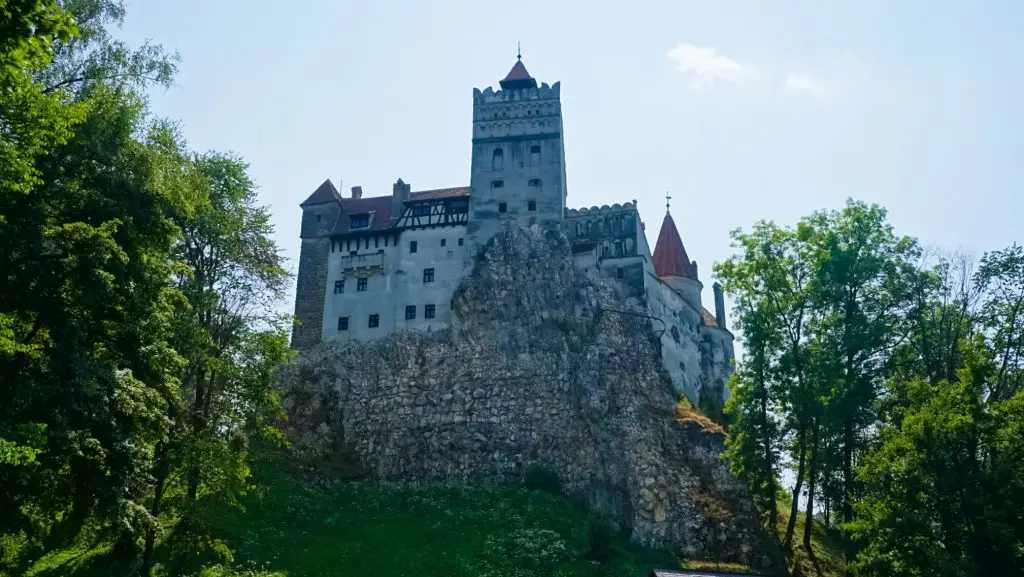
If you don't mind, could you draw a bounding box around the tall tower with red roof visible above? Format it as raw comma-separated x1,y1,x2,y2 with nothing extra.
467,53,568,248
652,209,703,311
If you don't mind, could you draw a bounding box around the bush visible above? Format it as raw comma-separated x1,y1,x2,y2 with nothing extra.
586,516,616,564
523,463,562,495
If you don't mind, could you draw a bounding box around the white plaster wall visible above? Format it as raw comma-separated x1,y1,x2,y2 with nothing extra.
321,225,469,342
645,273,706,404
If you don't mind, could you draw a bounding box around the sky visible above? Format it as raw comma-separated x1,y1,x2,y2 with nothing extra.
119,0,1024,326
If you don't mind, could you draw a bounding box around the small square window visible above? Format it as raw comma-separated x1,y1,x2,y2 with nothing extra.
405,305,416,320
368,314,379,328
337,316,349,331
357,278,367,292
491,180,504,189
498,202,507,213
528,178,541,187
425,304,436,319
441,238,447,247
410,240,418,253
423,268,435,283
349,250,358,256
458,238,464,246
527,200,537,212
333,280,344,294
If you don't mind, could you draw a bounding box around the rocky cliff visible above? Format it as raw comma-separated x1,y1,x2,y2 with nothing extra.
281,223,764,565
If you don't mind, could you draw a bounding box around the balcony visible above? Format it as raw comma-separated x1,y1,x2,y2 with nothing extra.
338,251,386,275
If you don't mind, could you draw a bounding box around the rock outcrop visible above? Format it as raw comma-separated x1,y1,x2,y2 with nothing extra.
281,222,763,565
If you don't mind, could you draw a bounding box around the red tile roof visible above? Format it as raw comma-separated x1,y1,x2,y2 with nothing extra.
314,184,470,236
500,59,538,90
652,212,695,279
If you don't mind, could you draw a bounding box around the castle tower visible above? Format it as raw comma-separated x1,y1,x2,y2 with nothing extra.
652,209,703,310
468,55,567,249
292,179,343,348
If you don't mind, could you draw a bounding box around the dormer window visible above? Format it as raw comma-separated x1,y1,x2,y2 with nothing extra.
349,214,370,229
492,148,504,171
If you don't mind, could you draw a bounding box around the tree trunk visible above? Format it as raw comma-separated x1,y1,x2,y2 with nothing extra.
804,416,820,552
142,438,173,574
760,382,778,532
842,416,854,524
783,424,807,549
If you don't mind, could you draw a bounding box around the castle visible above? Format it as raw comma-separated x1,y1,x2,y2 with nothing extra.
291,56,734,406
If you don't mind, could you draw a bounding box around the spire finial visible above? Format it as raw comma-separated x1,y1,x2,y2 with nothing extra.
665,191,672,213
517,41,521,61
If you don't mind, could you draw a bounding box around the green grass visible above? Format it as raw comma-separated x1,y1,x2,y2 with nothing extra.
774,506,846,577
22,455,681,577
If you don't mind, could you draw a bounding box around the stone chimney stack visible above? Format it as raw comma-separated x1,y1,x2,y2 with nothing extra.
713,282,727,330
351,186,362,199
392,178,410,222
691,260,699,282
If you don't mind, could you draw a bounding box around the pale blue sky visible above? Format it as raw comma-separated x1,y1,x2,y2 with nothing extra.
120,0,1024,314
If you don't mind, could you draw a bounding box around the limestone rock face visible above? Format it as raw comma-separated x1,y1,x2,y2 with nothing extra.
282,222,763,564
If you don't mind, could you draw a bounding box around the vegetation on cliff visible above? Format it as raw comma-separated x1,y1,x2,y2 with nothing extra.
1,2,1022,577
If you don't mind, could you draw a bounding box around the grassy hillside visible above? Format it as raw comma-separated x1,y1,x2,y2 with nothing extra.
23,455,685,577
773,507,846,577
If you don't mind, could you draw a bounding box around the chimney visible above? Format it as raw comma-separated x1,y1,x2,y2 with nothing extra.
351,186,362,199
391,178,411,221
691,260,699,281
713,282,727,330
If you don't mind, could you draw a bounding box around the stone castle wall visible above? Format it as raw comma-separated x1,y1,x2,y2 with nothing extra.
281,223,763,565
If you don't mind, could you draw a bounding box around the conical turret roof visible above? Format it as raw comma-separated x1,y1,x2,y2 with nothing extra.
652,211,696,279
500,57,538,90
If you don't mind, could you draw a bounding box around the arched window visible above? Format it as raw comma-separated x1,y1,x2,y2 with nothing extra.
492,148,503,171
530,144,541,165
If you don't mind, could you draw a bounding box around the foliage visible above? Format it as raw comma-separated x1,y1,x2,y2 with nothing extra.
25,454,680,577
523,463,563,496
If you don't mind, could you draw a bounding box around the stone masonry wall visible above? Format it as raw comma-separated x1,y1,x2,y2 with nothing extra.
281,222,764,565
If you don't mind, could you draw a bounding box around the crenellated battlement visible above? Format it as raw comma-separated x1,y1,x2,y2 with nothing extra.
473,82,561,105
566,201,639,218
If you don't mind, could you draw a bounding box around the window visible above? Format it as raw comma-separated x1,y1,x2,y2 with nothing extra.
368,314,379,328
530,144,541,165
498,202,507,213
316,214,322,222
527,200,537,212
441,238,447,247
337,316,349,331
423,268,434,283
491,180,504,189
350,214,369,229
425,304,436,319
349,250,358,256
410,240,418,253
458,238,464,246
528,178,541,187
616,267,624,279
333,280,344,294
357,278,367,292
405,305,416,320
412,205,430,217
492,148,504,171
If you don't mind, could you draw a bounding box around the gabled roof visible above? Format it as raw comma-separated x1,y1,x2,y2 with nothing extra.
500,59,538,90
326,185,471,236
299,179,342,207
652,212,696,279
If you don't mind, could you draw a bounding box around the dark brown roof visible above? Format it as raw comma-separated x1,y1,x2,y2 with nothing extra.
325,185,470,236
500,59,538,90
652,212,696,279
299,179,342,207
410,186,470,201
